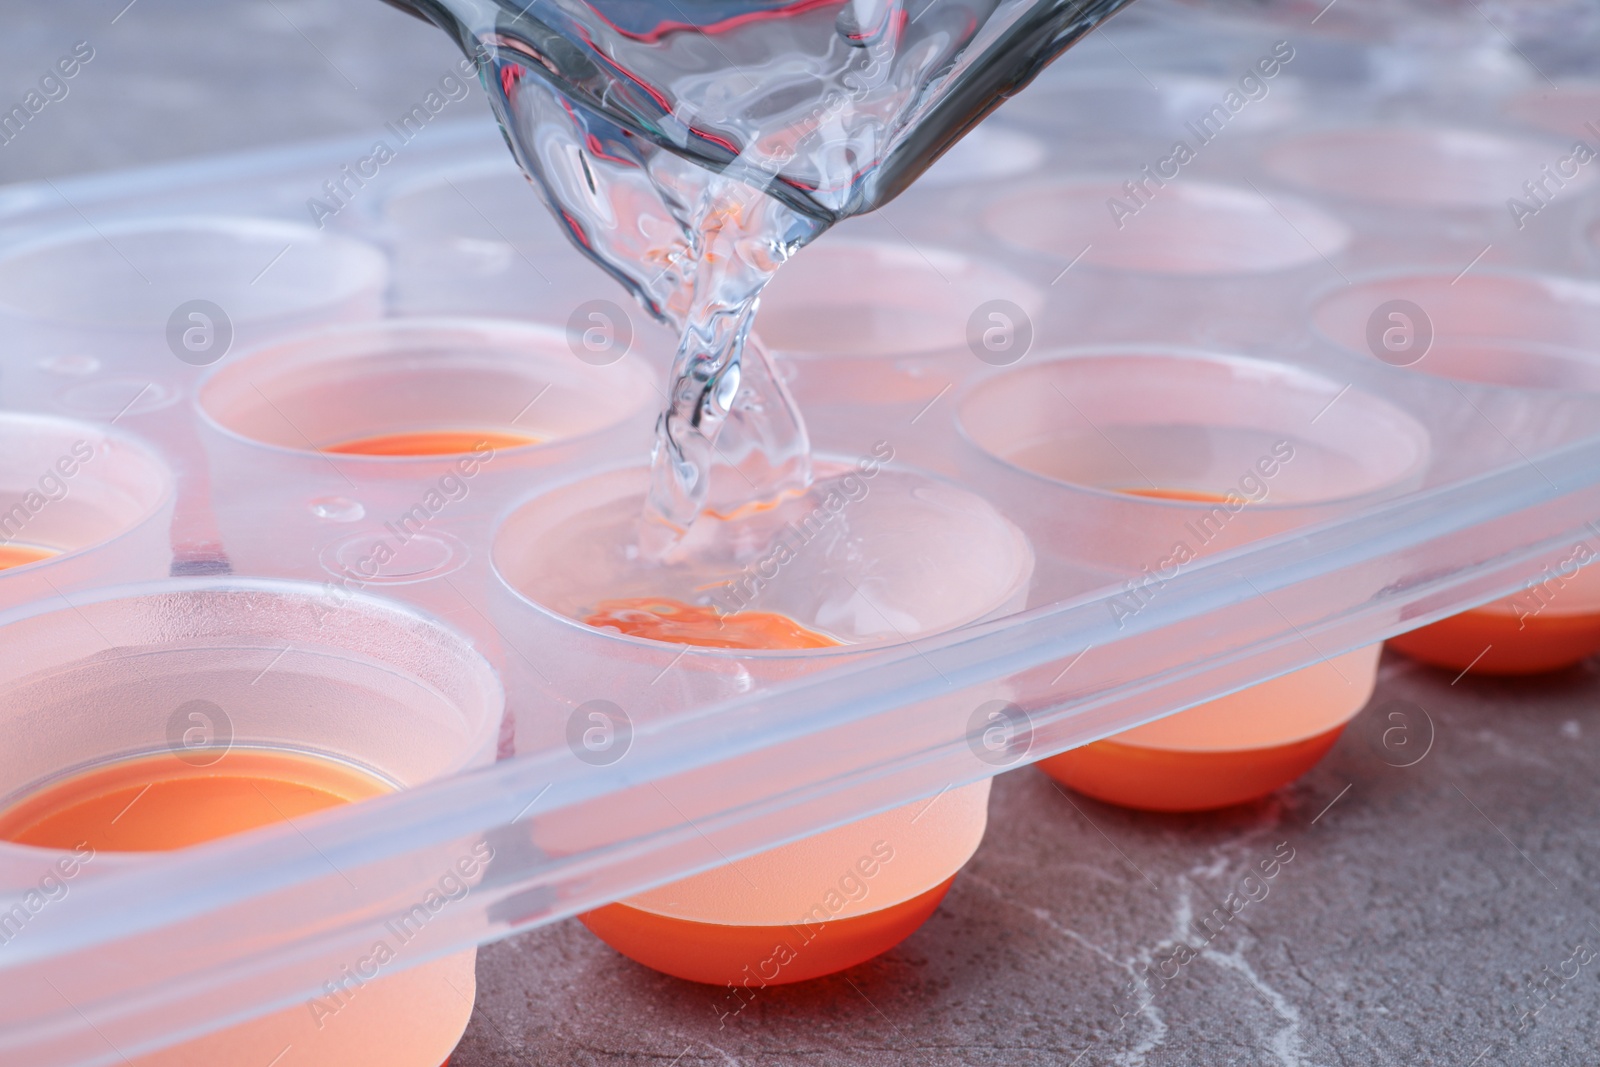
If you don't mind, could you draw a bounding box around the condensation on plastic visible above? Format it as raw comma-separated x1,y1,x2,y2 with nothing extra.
0,6,1597,1062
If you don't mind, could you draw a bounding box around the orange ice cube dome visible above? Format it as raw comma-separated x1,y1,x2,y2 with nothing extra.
0,750,470,1067
576,597,991,985
1389,562,1600,676
1042,600,1381,810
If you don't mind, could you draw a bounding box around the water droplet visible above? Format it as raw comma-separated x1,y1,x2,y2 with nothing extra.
37,354,100,377
309,496,364,522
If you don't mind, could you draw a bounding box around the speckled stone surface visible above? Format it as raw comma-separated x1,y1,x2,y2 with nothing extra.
7,4,1599,1065
454,654,1600,1067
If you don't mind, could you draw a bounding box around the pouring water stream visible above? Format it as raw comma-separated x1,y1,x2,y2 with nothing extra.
381,0,1133,552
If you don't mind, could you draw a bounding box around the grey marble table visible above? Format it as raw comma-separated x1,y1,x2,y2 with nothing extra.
454,654,1600,1067
4,3,1598,1064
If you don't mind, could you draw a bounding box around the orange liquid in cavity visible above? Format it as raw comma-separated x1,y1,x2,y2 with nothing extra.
0,544,56,571
1389,608,1600,676
1041,727,1346,813
580,877,956,987
583,597,840,649
577,597,967,985
0,748,388,853
0,750,467,1067
323,430,538,456
1045,489,1364,811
